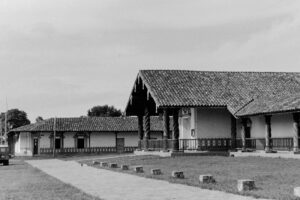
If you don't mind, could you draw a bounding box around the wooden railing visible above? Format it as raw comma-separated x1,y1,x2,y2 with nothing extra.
271,138,293,151
236,137,294,151
180,138,232,151
138,139,175,150
138,137,295,152
40,146,137,154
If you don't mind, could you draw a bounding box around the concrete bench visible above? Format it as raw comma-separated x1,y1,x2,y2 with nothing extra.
199,174,215,184
100,162,108,167
151,168,162,175
237,179,255,192
172,171,184,179
109,163,118,168
92,161,100,165
121,165,129,170
80,163,88,167
294,187,300,197
134,166,144,173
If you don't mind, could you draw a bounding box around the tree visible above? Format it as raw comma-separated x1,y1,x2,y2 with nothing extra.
0,109,31,133
36,116,44,122
87,105,123,117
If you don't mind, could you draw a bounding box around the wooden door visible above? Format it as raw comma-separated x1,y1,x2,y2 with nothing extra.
33,138,38,155
116,138,125,153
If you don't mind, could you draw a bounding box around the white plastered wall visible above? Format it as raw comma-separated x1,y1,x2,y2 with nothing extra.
236,113,294,138
179,108,196,139
271,113,294,137
90,132,115,147
249,116,265,138
39,132,51,148
15,132,33,156
195,107,231,138
64,132,75,147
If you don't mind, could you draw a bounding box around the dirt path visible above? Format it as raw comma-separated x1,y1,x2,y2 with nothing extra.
27,159,270,200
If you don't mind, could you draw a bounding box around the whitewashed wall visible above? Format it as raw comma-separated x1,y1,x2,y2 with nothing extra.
64,132,75,147
117,131,163,146
249,116,265,138
236,113,294,138
15,132,33,156
90,132,115,147
196,107,231,138
272,114,294,137
179,107,231,139
40,132,51,148
179,108,196,139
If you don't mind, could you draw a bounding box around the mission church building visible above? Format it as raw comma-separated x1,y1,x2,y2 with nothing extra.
126,70,300,153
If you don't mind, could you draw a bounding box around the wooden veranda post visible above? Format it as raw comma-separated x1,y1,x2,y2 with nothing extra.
231,115,237,150
172,109,180,151
265,115,272,152
163,109,170,151
53,117,56,157
143,107,150,150
293,113,300,153
241,118,247,151
138,115,144,150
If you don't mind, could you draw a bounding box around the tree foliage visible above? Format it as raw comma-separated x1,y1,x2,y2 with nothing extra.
35,116,44,122
87,105,122,117
0,109,31,132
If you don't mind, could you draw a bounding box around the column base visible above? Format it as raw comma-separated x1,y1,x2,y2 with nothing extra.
265,148,277,153
293,147,300,154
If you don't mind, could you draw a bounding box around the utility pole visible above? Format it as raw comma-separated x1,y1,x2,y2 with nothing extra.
4,97,8,145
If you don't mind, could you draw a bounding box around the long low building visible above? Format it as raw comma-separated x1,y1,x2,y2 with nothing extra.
9,116,165,156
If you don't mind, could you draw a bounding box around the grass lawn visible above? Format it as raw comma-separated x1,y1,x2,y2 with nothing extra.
0,159,101,200
81,155,300,200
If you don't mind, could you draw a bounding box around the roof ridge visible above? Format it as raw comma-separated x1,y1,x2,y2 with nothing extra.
139,69,300,74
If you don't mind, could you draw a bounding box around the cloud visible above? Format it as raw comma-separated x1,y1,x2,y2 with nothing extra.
1,0,300,120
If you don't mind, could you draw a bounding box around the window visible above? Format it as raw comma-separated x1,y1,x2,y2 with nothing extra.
77,138,85,149
55,137,61,149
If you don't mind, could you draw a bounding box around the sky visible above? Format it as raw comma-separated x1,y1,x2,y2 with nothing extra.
1,0,300,122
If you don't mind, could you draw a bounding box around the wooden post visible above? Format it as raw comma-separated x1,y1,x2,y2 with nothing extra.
138,115,144,150
241,118,247,151
163,109,170,151
265,115,272,152
173,109,180,151
89,132,91,153
53,117,56,157
143,106,150,150
61,132,64,153
293,113,300,153
231,115,237,150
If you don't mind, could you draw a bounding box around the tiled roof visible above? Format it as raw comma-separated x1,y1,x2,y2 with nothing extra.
236,93,300,116
136,70,300,116
10,116,166,133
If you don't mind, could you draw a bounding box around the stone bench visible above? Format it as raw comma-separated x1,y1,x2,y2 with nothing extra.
294,187,300,197
92,161,100,165
199,174,215,184
237,179,255,192
121,165,129,170
151,168,162,175
134,166,144,173
109,163,118,168
172,171,184,179
100,162,108,167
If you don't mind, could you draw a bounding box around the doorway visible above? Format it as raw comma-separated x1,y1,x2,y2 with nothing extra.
33,138,38,155
116,138,125,153
77,137,85,149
